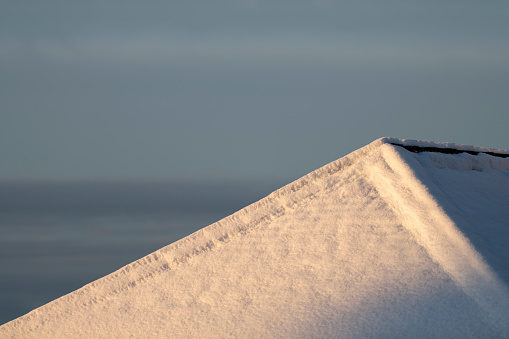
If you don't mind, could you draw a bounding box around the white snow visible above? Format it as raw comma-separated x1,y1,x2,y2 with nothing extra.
1,137,509,338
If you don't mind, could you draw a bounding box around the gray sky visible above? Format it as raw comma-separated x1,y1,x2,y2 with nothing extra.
2,0,508,181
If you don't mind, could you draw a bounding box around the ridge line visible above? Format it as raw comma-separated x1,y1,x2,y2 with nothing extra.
4,139,386,331
370,143,509,335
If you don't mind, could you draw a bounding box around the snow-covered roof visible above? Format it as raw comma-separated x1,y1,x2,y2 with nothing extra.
2,138,509,338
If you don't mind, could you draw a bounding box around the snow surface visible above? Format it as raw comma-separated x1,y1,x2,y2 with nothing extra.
1,137,509,338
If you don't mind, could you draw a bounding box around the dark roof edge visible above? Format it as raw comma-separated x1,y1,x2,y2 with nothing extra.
389,143,509,159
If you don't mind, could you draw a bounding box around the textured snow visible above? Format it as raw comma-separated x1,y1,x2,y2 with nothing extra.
1,137,509,338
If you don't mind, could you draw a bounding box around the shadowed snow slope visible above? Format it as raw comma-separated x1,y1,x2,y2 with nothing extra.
2,138,509,338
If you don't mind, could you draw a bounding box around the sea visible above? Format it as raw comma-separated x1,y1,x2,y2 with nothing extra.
0,179,282,325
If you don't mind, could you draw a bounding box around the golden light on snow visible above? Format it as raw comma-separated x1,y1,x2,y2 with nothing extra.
1,138,508,338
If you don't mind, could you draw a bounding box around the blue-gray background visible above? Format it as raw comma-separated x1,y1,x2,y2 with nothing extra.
1,0,508,324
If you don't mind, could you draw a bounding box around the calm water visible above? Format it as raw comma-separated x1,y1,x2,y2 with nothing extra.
0,180,283,325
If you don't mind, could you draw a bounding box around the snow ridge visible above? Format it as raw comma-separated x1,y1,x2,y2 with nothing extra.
370,144,509,335
2,137,509,337
2,138,387,331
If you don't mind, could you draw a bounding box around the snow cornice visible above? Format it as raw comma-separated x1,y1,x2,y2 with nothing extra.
379,137,509,156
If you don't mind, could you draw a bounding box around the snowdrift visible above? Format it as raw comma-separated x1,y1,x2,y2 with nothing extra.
2,138,509,338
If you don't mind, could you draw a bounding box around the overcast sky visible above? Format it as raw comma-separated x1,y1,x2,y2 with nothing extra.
2,0,508,181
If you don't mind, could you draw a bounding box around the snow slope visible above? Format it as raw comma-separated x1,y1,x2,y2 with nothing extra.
1,138,509,338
